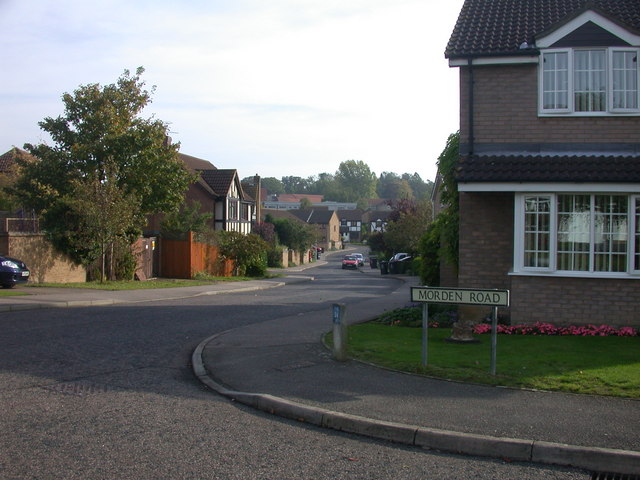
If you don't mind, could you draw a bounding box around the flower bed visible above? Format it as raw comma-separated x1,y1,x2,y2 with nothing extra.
473,322,638,337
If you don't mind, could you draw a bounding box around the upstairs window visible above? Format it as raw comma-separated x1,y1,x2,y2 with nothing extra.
540,48,639,115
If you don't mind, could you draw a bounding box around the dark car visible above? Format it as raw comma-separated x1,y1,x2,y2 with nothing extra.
0,255,30,288
341,255,359,269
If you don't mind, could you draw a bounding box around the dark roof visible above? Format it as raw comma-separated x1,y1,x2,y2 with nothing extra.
179,153,216,172
242,183,257,202
261,208,306,224
456,154,640,182
199,169,238,196
445,0,640,58
0,147,36,172
289,209,336,225
338,209,364,221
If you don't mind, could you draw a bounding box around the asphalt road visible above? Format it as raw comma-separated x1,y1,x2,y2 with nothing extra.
0,255,589,479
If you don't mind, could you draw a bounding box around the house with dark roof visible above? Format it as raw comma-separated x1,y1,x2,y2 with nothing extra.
147,153,256,235
288,208,342,250
338,209,364,243
444,0,640,326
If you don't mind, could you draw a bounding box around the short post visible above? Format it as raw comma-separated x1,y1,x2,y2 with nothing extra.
332,303,347,361
490,306,498,375
422,303,429,366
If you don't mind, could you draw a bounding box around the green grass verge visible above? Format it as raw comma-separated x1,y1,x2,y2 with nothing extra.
23,276,261,291
0,289,29,296
344,323,640,398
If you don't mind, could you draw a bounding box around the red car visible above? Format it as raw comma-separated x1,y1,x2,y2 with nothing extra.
341,255,359,269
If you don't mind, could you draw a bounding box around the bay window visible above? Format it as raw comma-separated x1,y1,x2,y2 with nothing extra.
540,47,640,114
516,194,639,276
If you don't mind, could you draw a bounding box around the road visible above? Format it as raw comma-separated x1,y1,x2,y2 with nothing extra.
0,254,588,479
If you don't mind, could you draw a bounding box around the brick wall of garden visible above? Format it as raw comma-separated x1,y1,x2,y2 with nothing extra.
1,233,86,283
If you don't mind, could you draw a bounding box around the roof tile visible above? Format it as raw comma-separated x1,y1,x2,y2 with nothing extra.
456,154,640,182
446,0,640,58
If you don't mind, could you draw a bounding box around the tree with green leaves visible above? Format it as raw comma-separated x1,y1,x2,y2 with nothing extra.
383,198,433,257
260,177,285,194
64,160,139,281
377,172,414,200
217,231,268,277
418,131,460,285
160,200,213,239
12,67,194,272
269,217,315,253
334,160,377,202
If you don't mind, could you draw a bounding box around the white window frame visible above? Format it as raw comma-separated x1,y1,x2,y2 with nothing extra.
633,195,640,274
514,193,639,278
539,47,640,116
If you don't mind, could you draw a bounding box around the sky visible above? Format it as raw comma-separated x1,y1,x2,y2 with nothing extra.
0,0,463,182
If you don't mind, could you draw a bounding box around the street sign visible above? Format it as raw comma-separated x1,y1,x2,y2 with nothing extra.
411,286,510,375
411,286,509,307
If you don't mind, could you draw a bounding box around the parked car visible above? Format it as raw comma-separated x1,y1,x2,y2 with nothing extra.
387,253,412,274
353,253,365,266
0,255,30,288
389,252,410,262
341,255,359,269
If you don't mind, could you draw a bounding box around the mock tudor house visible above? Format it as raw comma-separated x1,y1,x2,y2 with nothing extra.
444,0,640,326
148,153,256,235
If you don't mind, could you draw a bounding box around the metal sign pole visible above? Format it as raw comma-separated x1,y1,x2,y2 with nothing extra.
422,303,429,366
490,306,498,375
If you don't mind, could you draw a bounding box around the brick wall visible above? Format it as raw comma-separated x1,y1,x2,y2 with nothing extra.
457,194,640,327
511,276,640,328
459,64,640,146
1,233,86,283
458,192,514,291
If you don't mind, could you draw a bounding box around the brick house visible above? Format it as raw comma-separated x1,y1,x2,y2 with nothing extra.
147,153,256,235
288,208,342,251
444,0,640,326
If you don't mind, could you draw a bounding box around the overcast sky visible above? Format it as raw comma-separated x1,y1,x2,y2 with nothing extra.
1,0,463,181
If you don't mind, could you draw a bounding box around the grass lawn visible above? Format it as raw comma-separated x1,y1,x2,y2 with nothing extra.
23,276,263,291
0,289,29,297
344,323,640,398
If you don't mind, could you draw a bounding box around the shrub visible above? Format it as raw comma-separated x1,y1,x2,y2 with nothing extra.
473,322,638,337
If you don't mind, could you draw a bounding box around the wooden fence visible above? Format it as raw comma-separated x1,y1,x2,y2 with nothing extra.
160,232,234,279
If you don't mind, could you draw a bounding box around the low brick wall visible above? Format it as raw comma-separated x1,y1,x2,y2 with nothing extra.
0,233,86,283
510,275,640,328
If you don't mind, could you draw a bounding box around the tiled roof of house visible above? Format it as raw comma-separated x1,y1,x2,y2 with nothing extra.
262,208,306,224
338,209,364,221
289,209,336,224
179,153,216,172
242,183,257,202
0,147,36,172
445,0,640,58
456,154,640,182
199,169,238,196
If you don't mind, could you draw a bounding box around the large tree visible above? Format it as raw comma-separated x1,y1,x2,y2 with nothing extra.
334,160,377,202
12,67,194,269
384,198,433,256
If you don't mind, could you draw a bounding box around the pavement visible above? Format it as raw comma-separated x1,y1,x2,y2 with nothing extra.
2,259,639,475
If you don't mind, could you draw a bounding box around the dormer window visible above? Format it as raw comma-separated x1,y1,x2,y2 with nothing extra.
540,47,639,115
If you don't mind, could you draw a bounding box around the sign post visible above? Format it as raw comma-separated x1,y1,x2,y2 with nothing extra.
332,303,347,361
422,303,428,366
411,287,510,374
